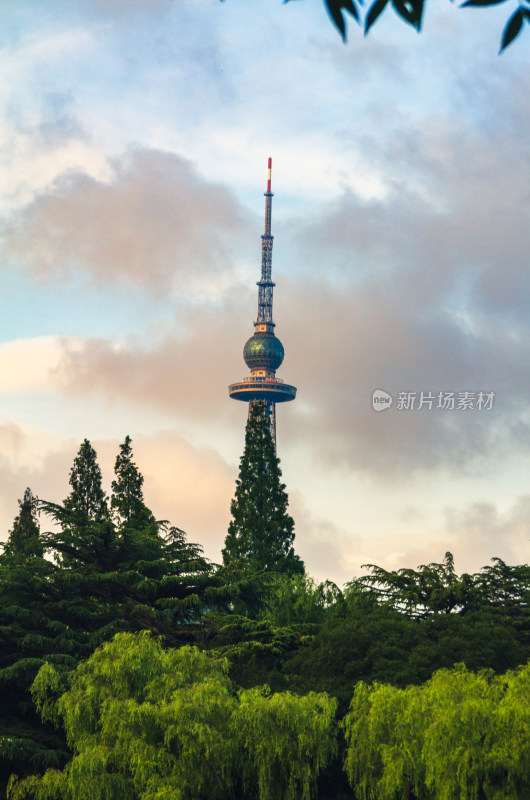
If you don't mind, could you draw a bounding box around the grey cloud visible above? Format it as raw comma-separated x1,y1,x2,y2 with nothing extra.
54,291,255,425
287,124,530,319
270,111,530,475
54,261,530,478
49,112,530,479
441,497,530,570
70,0,172,18
7,91,85,149
2,148,249,292
289,493,363,585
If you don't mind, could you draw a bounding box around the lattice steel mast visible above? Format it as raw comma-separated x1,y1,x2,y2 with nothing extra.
258,159,274,323
228,158,296,448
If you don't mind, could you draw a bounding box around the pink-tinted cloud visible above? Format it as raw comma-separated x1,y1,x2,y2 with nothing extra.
54,294,252,424
3,148,249,292
0,425,235,565
54,261,530,479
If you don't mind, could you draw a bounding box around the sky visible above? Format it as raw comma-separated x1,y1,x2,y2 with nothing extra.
1,0,529,585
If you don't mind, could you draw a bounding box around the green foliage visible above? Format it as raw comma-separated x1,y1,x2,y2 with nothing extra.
41,440,108,537
64,439,107,522
0,439,214,796
237,686,338,800
222,402,304,578
354,551,466,616
111,436,155,529
258,574,342,627
355,552,530,624
243,0,530,50
8,632,337,800
3,488,43,560
283,574,527,714
342,661,530,800
284,591,424,708
0,554,73,795
1,453,528,800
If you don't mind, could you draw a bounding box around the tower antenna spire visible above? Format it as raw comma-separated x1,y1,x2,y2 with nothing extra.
228,158,297,449
257,157,275,324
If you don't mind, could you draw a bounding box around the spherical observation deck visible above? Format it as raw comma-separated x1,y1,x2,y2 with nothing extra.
228,376,297,403
243,333,284,371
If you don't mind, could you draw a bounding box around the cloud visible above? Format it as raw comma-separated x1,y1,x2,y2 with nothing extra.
12,80,530,486
2,415,525,588
306,495,530,585
273,115,530,476
0,426,84,540
54,293,252,424
133,431,234,561
279,276,522,476
442,496,530,569
53,254,530,480
76,0,173,18
2,148,250,292
0,336,81,394
0,424,234,565
289,491,363,585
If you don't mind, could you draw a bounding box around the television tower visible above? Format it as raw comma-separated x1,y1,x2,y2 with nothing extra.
228,158,296,447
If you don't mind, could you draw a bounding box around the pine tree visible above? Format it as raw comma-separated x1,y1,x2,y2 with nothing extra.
222,403,304,576
0,439,215,796
41,439,112,570
111,436,155,529
3,488,43,559
63,439,107,523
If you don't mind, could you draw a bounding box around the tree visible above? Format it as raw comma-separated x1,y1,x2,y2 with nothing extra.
3,488,43,559
61,439,107,524
222,402,304,577
0,440,214,797
354,552,530,644
7,632,338,800
355,552,475,618
111,435,155,529
342,661,530,799
258,574,342,627
0,523,69,796
283,569,527,715
279,0,530,51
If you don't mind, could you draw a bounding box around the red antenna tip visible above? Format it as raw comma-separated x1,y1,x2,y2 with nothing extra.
267,157,272,192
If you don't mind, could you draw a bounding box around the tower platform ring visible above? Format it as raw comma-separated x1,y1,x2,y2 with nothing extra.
228,380,297,403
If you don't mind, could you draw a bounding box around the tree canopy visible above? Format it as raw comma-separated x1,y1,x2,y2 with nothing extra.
3,488,43,560
8,632,338,800
342,661,530,799
111,436,155,530
0,433,528,800
222,402,304,578
0,438,214,797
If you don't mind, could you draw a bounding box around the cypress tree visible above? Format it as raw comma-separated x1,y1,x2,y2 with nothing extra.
42,439,113,570
63,439,107,523
111,436,155,529
222,402,304,576
3,488,43,559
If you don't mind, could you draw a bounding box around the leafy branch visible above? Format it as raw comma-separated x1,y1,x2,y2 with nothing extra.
279,0,530,50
